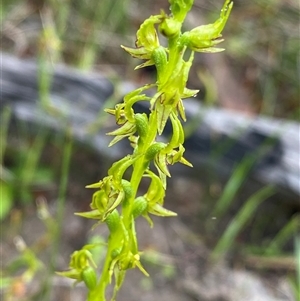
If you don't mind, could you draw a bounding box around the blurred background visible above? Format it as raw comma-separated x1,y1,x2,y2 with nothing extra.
2,0,299,117
1,0,299,300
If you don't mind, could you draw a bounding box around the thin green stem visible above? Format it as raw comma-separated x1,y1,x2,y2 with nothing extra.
163,37,183,86
129,111,159,196
88,242,115,301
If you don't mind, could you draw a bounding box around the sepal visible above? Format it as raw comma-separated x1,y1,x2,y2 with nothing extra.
75,209,103,220
56,269,81,281
106,121,136,147
105,103,126,125
148,203,177,217
167,144,193,167
164,112,185,152
108,155,136,187
144,170,165,205
154,151,171,178
135,15,161,50
121,15,162,69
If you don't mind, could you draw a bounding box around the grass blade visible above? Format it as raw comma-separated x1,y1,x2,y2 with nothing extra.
212,154,256,217
266,213,300,255
211,185,275,261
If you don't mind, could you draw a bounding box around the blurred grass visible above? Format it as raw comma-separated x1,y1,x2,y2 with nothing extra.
266,214,300,256
211,154,257,218
45,128,73,301
211,185,275,261
220,0,300,119
0,108,13,220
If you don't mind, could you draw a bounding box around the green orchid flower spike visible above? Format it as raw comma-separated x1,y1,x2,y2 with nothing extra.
59,1,233,300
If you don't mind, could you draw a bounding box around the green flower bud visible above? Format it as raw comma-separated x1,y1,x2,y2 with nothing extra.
106,209,120,233
121,180,133,201
132,196,148,218
145,142,166,162
151,46,168,82
81,266,97,290
135,113,149,144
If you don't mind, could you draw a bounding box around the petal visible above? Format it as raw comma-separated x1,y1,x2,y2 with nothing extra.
135,15,161,49
121,45,152,60
148,203,177,217
75,209,103,220
154,151,171,177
